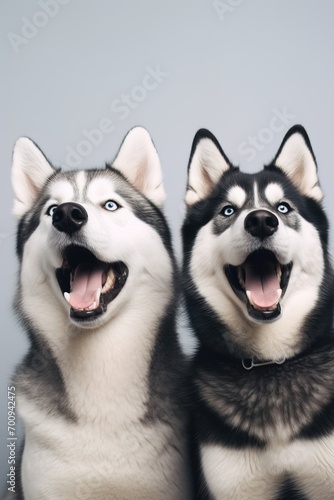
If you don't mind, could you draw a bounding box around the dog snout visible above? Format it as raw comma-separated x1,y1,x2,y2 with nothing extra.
52,202,88,235
244,209,278,239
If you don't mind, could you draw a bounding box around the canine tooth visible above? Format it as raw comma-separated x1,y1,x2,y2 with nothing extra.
95,288,101,305
102,272,116,293
246,290,254,306
108,268,116,278
64,292,71,304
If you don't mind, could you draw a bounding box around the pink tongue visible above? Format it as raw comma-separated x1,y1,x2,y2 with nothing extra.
68,264,104,310
245,260,280,309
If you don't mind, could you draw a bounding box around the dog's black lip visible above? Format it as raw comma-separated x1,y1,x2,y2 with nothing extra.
55,245,128,322
224,249,292,323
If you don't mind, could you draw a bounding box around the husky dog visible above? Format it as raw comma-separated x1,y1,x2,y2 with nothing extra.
9,127,191,500
182,125,334,499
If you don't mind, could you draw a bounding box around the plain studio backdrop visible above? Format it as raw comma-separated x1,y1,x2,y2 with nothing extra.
1,0,334,481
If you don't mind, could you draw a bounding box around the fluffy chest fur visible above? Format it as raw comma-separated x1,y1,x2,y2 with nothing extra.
20,400,188,500
201,436,334,500
195,342,334,444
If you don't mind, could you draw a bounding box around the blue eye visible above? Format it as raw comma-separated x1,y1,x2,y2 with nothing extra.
277,203,291,214
222,206,235,217
104,200,119,212
47,205,58,216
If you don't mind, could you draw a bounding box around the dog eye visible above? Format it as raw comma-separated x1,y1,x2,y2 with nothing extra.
104,200,119,212
277,203,291,214
47,205,58,216
221,206,235,217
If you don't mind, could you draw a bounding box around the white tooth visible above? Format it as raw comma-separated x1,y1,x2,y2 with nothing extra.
95,288,101,306
102,273,116,293
246,290,254,306
277,288,282,300
64,292,71,304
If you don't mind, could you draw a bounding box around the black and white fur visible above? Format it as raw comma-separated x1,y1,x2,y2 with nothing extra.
8,127,192,499
182,125,334,499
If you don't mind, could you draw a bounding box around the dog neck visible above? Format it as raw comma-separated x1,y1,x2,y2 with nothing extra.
241,357,286,370
19,267,174,422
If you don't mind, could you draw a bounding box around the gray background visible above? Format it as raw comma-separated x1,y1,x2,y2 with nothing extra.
1,0,334,482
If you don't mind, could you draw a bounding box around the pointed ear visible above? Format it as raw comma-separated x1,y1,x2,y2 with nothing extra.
185,129,232,205
12,137,55,218
112,127,165,208
273,125,322,201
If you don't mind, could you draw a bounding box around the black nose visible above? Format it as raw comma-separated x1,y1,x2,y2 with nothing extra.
244,210,278,239
52,203,88,235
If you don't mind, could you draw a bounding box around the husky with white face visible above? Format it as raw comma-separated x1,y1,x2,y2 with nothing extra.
8,128,191,500
182,125,334,499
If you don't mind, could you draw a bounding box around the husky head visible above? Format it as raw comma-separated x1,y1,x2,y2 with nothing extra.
183,125,334,360
12,127,174,332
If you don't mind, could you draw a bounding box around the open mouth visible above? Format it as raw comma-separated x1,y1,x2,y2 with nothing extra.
225,249,292,322
55,245,128,321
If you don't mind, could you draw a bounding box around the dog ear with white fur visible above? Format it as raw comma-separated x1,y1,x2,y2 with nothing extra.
12,137,55,219
112,126,165,208
273,124,323,202
185,129,233,205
